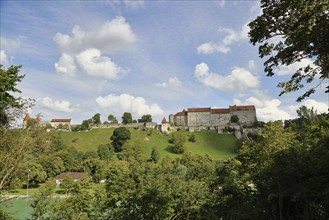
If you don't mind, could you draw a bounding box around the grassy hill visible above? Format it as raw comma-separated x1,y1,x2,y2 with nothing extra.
60,127,238,160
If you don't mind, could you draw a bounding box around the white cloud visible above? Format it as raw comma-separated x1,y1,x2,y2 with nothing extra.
54,53,76,75
0,50,9,66
0,37,22,52
197,23,249,54
233,97,293,122
289,99,328,114
156,76,182,88
197,42,230,54
276,58,315,76
39,97,79,113
76,48,125,79
54,16,136,55
195,62,260,92
96,93,164,117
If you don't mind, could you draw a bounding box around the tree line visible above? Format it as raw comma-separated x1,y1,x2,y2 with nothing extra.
73,112,153,131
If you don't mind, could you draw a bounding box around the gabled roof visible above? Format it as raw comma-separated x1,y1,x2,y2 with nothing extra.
55,172,86,180
230,105,255,111
51,119,72,123
175,110,187,116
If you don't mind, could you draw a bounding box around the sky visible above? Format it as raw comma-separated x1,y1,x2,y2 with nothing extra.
1,0,328,125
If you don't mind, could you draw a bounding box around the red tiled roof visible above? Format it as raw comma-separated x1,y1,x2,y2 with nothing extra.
187,107,211,112
55,172,86,180
230,105,255,111
175,110,187,116
23,113,31,121
51,119,72,123
161,117,167,124
211,108,230,114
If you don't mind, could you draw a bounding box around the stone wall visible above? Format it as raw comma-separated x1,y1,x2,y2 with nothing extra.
171,105,257,131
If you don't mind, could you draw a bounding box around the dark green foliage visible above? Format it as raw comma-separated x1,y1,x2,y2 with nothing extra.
111,127,131,152
248,0,329,101
188,134,196,142
92,113,101,126
150,147,159,163
172,132,186,154
97,144,114,161
230,115,239,123
121,112,133,124
0,65,25,127
81,119,92,131
107,114,118,124
141,114,152,123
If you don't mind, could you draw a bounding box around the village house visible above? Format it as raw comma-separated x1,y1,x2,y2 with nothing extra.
50,118,72,130
55,172,87,185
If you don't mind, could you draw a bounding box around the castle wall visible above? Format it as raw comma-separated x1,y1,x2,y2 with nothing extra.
175,115,186,126
210,113,230,126
231,110,256,125
187,111,211,127
172,105,256,130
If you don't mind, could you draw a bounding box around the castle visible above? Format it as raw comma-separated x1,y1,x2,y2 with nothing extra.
162,105,257,132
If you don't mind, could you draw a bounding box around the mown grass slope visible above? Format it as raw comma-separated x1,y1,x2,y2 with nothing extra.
60,128,238,160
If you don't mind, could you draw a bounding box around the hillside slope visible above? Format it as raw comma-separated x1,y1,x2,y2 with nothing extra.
60,128,238,160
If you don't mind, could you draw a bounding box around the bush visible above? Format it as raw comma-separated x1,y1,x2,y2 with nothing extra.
188,134,196,143
172,132,186,154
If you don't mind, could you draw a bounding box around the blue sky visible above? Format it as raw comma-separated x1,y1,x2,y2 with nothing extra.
1,0,328,124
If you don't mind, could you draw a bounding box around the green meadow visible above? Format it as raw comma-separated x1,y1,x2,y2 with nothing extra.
60,127,238,160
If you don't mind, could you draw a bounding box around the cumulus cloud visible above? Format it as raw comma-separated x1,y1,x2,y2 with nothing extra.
54,53,76,75
39,97,79,113
0,50,9,66
76,48,125,79
195,62,260,92
156,76,182,88
233,97,293,122
54,16,136,55
54,17,134,79
276,58,315,76
289,99,328,114
96,93,164,117
197,23,249,54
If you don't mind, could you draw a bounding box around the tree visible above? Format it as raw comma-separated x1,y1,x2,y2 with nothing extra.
231,115,239,123
97,144,114,161
0,129,33,189
172,132,186,154
0,65,32,128
60,176,75,194
81,119,92,131
150,147,159,163
248,0,329,101
30,178,56,220
92,113,101,126
141,114,152,123
121,112,133,124
111,127,131,152
188,134,196,143
107,114,118,124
